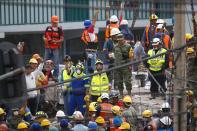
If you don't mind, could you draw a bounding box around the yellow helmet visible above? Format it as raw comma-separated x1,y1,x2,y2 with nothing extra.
95,116,105,124
185,33,193,41
119,122,131,129
186,48,195,54
112,106,121,115
95,59,103,65
17,122,28,129
123,95,132,103
186,90,194,96
89,102,97,112
29,58,38,64
97,97,102,103
142,110,152,118
41,119,51,127
0,108,5,116
150,14,158,20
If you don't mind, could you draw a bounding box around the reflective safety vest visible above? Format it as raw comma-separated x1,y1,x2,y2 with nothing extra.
81,29,98,44
147,48,167,71
99,103,113,120
62,69,72,90
90,72,110,96
105,23,119,40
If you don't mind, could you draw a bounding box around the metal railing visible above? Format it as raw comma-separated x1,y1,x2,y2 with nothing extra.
0,0,174,25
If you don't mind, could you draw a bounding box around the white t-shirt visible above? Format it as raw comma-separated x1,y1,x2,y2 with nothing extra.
25,73,37,98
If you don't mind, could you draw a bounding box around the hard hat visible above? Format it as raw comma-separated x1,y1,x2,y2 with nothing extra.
150,14,158,20
101,93,109,100
51,15,59,23
112,106,121,115
73,111,84,121
185,90,194,96
109,90,119,98
60,119,69,127
89,102,97,109
35,111,48,119
111,28,121,36
152,38,161,45
119,122,130,129
41,119,51,127
0,124,8,131
84,20,92,28
64,55,71,62
116,33,124,41
32,54,41,60
142,110,153,118
95,59,103,65
156,19,165,24
113,117,122,126
97,97,102,103
185,33,193,41
120,19,128,25
30,122,41,131
29,58,38,64
49,126,59,131
157,24,164,29
76,63,84,70
95,116,105,124
84,95,90,102
186,48,195,54
123,95,132,103
17,122,28,129
161,102,170,109
88,121,97,129
56,110,66,117
110,15,119,22
89,105,97,112
160,116,172,126
0,108,5,116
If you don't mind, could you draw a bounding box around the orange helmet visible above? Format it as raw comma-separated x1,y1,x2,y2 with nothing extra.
32,54,41,60
51,15,59,23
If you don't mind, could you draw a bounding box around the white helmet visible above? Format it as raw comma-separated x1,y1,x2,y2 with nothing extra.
56,110,66,117
161,102,170,109
160,116,172,126
156,19,165,24
152,38,161,45
73,111,84,120
110,15,119,23
120,19,128,25
157,24,164,29
101,93,109,99
110,28,121,36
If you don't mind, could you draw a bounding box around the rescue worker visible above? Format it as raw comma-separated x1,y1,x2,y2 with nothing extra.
119,19,135,47
113,31,133,97
156,19,169,35
18,106,32,122
89,59,110,102
95,116,106,131
34,111,48,124
42,60,57,82
105,15,119,40
52,110,66,128
146,38,168,99
121,95,137,131
81,10,99,74
96,93,113,121
113,117,122,131
88,121,97,131
157,116,173,131
30,122,42,131
68,63,89,116
0,123,8,131
32,53,44,71
161,102,171,117
17,122,29,131
0,108,6,123
41,119,51,131
60,55,74,115
60,119,71,131
8,108,23,129
109,90,123,107
119,122,130,131
44,15,64,78
88,102,97,121
110,106,123,131
142,14,158,52
141,110,157,131
71,111,88,131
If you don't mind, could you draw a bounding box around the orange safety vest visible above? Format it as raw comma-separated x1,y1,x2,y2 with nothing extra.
105,23,119,40
81,29,98,44
99,103,113,120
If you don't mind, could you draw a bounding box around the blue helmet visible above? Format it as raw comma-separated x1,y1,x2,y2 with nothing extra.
30,123,41,131
60,119,69,127
113,117,122,126
84,20,92,28
88,121,97,129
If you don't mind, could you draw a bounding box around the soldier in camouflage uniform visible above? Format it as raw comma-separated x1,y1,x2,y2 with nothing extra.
113,32,133,97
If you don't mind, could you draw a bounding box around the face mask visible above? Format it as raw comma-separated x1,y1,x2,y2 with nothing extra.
76,69,81,74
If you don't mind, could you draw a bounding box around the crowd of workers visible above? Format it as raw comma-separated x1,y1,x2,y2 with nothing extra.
0,10,197,130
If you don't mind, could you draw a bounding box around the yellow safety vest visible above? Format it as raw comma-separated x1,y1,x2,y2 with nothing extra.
62,69,72,90
147,48,167,71
90,72,110,96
